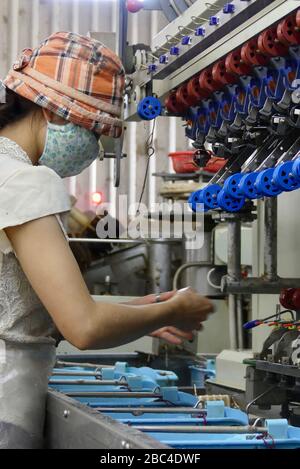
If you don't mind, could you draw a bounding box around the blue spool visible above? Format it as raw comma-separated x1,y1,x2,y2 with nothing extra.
273,161,300,191
137,97,161,121
217,190,245,212
201,184,222,210
255,168,282,197
223,173,244,198
292,158,300,181
188,191,208,212
238,172,262,199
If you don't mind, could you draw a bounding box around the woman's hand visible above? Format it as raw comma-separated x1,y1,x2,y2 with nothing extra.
150,326,197,345
166,287,214,332
124,289,209,345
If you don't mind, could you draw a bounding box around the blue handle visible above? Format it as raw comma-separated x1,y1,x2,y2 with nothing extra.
243,320,261,330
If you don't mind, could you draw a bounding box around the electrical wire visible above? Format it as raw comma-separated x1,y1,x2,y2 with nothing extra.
136,119,157,216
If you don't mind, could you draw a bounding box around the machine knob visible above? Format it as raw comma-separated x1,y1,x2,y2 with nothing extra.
126,0,144,13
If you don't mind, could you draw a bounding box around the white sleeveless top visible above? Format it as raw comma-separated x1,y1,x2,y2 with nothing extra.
0,137,71,345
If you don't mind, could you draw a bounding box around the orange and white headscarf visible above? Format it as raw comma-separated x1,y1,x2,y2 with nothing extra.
3,31,125,138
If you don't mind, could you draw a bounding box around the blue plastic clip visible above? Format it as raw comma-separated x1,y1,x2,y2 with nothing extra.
195,26,206,37
209,16,220,26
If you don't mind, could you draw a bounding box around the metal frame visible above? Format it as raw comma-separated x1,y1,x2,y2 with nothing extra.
45,389,168,449
221,199,300,295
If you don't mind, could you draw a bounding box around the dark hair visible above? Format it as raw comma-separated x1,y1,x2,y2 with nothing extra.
0,87,39,130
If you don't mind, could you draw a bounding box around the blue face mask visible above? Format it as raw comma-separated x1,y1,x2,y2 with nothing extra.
39,121,100,178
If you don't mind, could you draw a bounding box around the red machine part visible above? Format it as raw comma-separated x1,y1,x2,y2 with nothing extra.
164,10,300,116
187,76,210,101
165,91,187,114
176,83,198,107
225,49,252,76
199,68,221,94
277,13,300,46
126,0,144,13
257,27,289,57
212,59,237,86
241,37,269,66
280,288,300,310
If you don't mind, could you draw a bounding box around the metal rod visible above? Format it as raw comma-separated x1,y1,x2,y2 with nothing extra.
65,392,162,398
222,277,300,294
52,371,102,377
264,198,278,281
134,425,266,434
67,238,179,244
49,379,128,387
94,407,207,415
68,238,143,244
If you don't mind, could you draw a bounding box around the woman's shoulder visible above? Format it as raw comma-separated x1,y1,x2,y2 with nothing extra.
0,139,71,230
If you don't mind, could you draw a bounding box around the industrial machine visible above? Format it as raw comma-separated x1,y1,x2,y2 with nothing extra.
52,0,300,449
122,0,300,417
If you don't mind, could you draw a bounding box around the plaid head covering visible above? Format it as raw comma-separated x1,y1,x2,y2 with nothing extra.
3,32,125,138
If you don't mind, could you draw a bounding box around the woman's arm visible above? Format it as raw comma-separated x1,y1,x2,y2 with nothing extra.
5,216,213,350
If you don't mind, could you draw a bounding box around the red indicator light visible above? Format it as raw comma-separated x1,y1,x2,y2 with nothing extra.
126,0,144,13
91,192,103,205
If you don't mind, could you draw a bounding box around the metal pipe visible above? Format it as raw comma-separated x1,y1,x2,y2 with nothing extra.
49,379,129,387
173,262,211,290
227,219,242,281
236,294,244,349
65,391,162,398
222,277,300,294
148,242,172,293
134,425,266,434
264,198,278,281
94,407,207,415
228,294,238,350
227,219,242,350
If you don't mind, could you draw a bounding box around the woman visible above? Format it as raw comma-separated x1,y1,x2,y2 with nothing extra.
0,32,213,449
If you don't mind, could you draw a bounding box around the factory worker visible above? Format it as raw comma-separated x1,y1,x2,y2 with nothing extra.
0,32,213,449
